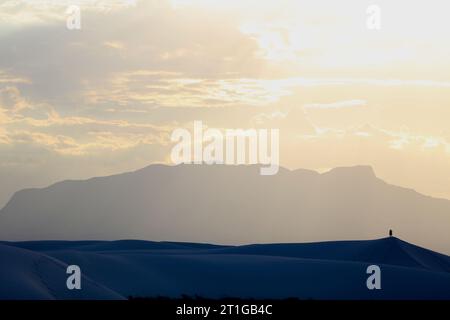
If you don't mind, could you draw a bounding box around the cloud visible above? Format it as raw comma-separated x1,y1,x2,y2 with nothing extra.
1,125,172,157
0,0,263,107
85,72,296,108
0,71,31,84
86,74,450,110
304,99,366,110
296,123,450,155
250,106,316,137
103,41,125,50
0,84,174,158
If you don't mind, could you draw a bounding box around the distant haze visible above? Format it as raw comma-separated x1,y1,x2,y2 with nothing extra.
1,164,449,254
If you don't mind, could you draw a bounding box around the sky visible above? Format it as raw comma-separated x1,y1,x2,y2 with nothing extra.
0,0,450,208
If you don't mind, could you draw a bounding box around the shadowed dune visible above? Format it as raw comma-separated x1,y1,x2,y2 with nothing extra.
1,237,449,300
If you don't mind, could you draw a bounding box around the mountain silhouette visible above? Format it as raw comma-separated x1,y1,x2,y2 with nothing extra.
0,164,449,254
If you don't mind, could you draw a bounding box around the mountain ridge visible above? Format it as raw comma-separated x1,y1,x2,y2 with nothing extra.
1,164,449,254
1,164,381,208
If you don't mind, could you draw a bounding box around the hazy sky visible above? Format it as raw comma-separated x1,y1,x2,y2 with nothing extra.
0,0,450,207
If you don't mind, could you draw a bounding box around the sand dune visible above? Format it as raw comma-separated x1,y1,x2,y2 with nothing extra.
1,237,449,300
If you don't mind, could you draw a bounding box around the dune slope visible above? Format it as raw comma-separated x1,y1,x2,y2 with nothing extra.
1,237,449,300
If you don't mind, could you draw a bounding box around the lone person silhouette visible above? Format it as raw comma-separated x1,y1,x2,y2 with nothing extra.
389,229,393,237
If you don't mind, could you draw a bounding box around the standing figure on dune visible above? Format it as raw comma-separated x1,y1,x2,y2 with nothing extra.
389,229,393,237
